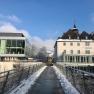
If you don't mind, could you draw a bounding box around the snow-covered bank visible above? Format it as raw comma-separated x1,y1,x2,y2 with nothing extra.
53,66,80,94
9,66,47,94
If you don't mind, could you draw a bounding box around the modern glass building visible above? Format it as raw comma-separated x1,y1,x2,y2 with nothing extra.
0,32,27,61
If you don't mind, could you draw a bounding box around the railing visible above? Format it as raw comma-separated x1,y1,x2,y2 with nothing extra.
56,64,94,94
0,63,45,94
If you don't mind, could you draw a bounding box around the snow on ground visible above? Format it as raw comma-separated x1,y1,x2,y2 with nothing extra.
53,66,80,94
9,66,47,94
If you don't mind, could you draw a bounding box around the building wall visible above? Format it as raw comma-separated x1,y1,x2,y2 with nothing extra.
56,39,94,57
54,39,94,63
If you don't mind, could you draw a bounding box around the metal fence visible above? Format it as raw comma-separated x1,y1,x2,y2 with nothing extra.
56,64,94,94
0,63,45,94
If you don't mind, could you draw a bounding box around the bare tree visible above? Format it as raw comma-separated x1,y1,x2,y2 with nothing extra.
36,47,47,62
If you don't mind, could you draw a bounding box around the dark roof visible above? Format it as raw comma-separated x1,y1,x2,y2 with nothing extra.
0,32,24,37
61,25,79,39
61,25,94,40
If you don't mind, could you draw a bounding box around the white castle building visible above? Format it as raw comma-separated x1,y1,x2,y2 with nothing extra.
54,25,94,63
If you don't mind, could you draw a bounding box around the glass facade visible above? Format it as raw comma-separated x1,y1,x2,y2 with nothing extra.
0,39,25,54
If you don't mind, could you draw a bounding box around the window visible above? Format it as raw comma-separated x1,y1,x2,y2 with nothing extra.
70,50,73,54
63,42,66,46
6,48,11,54
85,42,90,46
77,43,80,46
70,42,73,46
17,40,25,48
6,40,11,47
11,48,17,54
63,50,66,54
85,50,90,54
77,50,80,54
12,40,16,47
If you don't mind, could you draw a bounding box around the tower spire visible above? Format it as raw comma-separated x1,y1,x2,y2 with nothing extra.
73,19,77,28
73,24,76,28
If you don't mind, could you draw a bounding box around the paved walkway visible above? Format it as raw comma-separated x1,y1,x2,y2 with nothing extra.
27,66,64,94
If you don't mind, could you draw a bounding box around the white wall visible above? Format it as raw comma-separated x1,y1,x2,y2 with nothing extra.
56,39,94,57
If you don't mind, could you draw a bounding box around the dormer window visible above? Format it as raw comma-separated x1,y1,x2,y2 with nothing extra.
77,36,79,39
86,36,88,39
69,36,71,39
